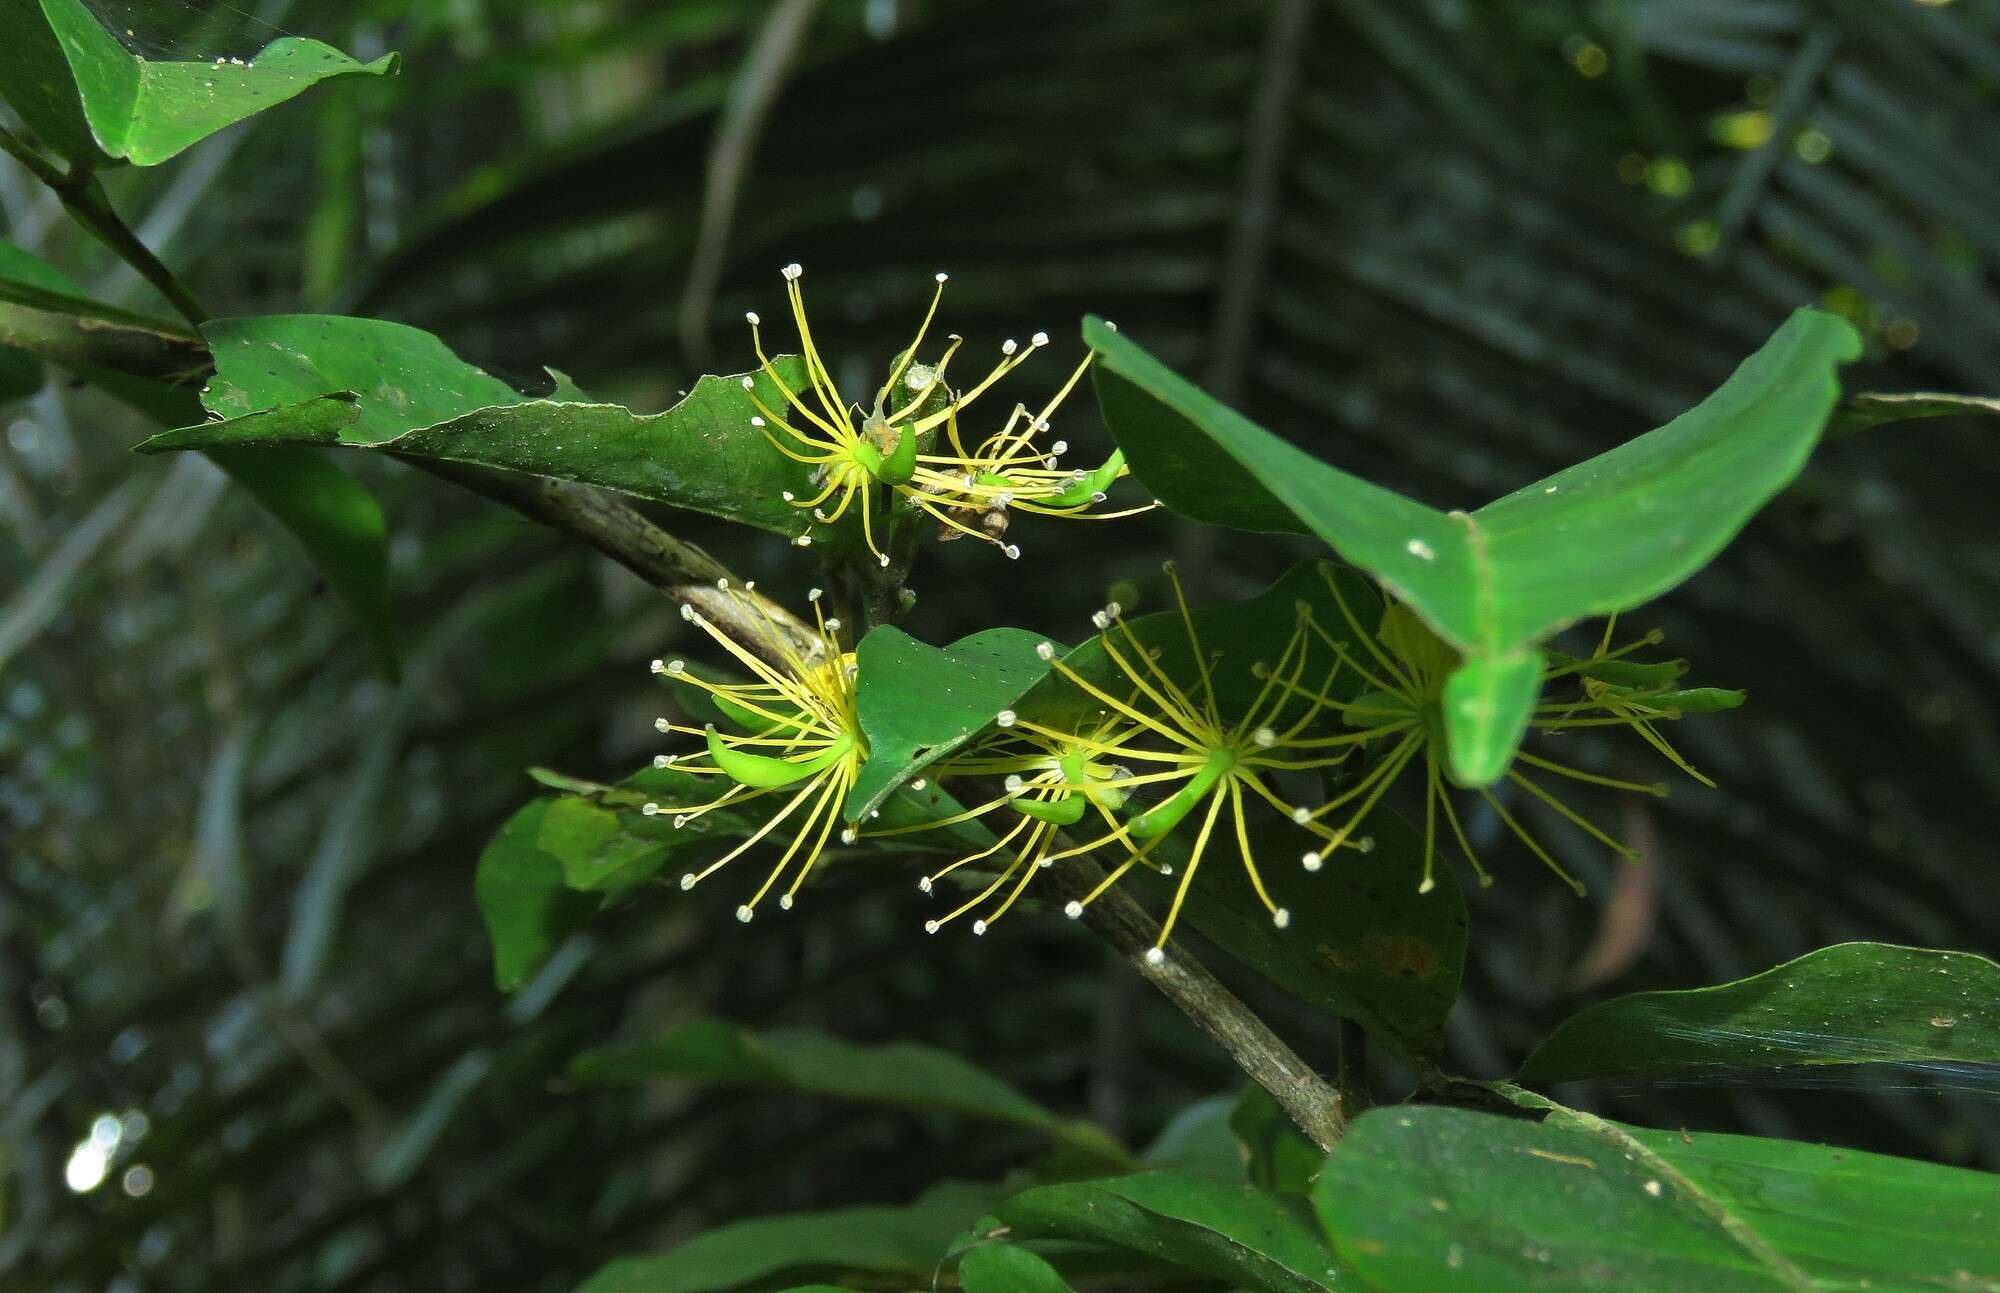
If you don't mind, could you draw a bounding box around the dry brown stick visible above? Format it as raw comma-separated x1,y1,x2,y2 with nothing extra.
407,458,822,666
1043,858,1350,1150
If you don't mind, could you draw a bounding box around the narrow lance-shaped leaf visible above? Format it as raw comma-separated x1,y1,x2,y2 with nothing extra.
1085,309,1861,785
1516,942,2000,1086
570,1018,1132,1170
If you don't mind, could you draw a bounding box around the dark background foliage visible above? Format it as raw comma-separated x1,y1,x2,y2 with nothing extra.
4,0,1997,1288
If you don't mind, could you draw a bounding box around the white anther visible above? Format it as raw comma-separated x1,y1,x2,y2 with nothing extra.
1003,545,1021,560
745,311,761,325
919,876,934,894
1406,538,1436,561
1144,947,1166,965
1036,641,1056,661
1002,339,1019,356
673,815,690,829
741,376,755,390
1302,851,1323,872
879,553,892,567
1004,774,1026,794
1091,611,1111,631
1291,807,1311,824
808,587,823,601
743,581,756,591
1063,900,1083,919
666,659,686,675
972,920,987,936
1357,836,1375,854
735,905,754,923
751,415,766,427
1104,321,1118,332
840,827,858,845
994,492,1014,507
794,534,814,547
813,508,829,521
1104,601,1122,617
935,271,949,283
996,709,1017,727
910,779,927,790
1253,727,1277,747
680,604,696,621
1050,440,1069,456
1417,877,1436,895
779,894,794,910
1272,908,1291,929
653,754,670,768
1090,492,1107,503
680,873,697,890
642,802,659,816
924,919,941,934
824,617,841,631
1031,331,1049,347
782,263,803,280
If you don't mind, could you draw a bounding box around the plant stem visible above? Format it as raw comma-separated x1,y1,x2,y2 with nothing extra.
1043,858,1350,1150
409,458,823,667
0,126,211,327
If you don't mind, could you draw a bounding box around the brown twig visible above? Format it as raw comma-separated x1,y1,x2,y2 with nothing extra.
1043,858,1350,1150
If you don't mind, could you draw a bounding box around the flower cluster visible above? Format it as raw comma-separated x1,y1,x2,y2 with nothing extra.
741,264,1148,565
641,576,1730,960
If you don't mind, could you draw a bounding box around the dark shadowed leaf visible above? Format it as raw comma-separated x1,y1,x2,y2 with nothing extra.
574,1182,999,1293
474,800,597,992
997,1172,1343,1293
1516,942,2000,1086
570,1017,1131,1169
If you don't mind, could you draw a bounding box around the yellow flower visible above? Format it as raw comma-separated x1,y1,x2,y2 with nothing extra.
645,584,866,920
1272,567,1720,896
740,264,1145,564
908,563,1380,963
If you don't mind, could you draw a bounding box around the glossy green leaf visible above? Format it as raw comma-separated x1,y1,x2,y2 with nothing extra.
1516,942,2000,1086
33,0,398,166
847,625,1055,818
570,1017,1131,1169
474,799,597,992
1230,1085,1321,1195
575,1182,997,1293
958,1243,1076,1293
1086,309,1861,785
134,314,824,541
996,1172,1343,1293
1314,1106,2000,1292
0,0,100,162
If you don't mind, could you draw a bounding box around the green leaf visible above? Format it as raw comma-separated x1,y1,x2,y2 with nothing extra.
847,625,1055,818
0,239,210,384
1313,1107,2000,1292
1155,805,1465,1063
958,1243,1076,1293
574,1182,997,1293
1229,1085,1321,1195
474,800,597,992
134,314,824,542
1830,390,2000,437
0,0,99,163
570,1018,1130,1170
32,0,398,166
996,1172,1343,1293
208,446,398,680
1516,942,2000,1086
1086,309,1861,785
